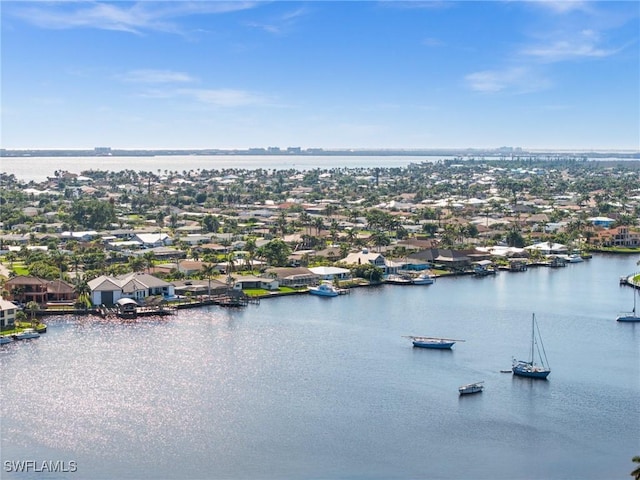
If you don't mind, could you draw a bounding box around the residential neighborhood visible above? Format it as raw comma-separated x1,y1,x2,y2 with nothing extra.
0,157,639,320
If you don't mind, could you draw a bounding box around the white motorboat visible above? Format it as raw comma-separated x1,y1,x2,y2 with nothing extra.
13,328,40,340
308,282,340,297
459,381,484,395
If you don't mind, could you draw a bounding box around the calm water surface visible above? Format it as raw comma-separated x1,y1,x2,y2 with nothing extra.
1,155,443,182
1,254,639,479
3,154,634,183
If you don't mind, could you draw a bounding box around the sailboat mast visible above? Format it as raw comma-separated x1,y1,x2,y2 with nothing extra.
530,313,535,364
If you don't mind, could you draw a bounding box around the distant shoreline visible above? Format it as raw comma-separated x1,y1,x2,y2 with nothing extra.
2,148,639,159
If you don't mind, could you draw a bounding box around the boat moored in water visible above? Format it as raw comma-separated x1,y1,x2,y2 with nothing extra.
308,282,346,297
459,381,484,395
411,273,435,285
13,328,41,340
385,274,413,285
616,285,639,322
403,336,464,349
512,313,550,379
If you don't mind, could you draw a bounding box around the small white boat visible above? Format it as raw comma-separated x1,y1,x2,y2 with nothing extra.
459,381,484,395
13,328,40,340
403,336,464,349
385,274,413,285
412,273,435,285
0,335,14,345
308,282,340,297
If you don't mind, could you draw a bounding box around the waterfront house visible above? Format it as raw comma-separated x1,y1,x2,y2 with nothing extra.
524,241,568,255
433,249,472,271
340,249,390,273
5,275,49,305
264,267,318,287
47,279,76,303
394,257,432,271
172,279,228,297
233,275,279,291
0,299,18,328
308,266,352,282
595,226,640,247
88,273,175,306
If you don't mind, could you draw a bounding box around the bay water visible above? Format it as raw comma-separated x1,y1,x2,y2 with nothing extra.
1,155,439,183
1,254,639,479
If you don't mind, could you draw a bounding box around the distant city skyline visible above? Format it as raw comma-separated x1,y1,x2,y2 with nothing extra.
1,1,639,151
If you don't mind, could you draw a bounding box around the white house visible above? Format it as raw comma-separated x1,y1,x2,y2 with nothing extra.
88,273,175,306
133,233,173,248
308,266,352,281
524,241,568,255
340,249,391,274
61,231,99,241
0,299,18,328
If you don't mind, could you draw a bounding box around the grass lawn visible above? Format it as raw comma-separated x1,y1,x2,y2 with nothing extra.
595,246,640,254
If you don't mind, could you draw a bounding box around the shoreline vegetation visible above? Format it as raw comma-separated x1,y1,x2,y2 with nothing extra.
0,155,639,324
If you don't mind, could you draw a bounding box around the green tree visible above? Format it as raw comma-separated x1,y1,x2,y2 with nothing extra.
631,456,640,480
129,256,145,273
257,239,291,267
74,277,92,309
25,301,40,325
143,251,156,273
201,263,218,297
370,231,390,252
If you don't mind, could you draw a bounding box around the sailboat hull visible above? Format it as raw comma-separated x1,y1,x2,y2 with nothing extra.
512,363,550,379
412,340,455,349
616,314,640,322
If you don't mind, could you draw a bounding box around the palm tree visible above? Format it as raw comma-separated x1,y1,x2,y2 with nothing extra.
370,231,390,252
25,301,40,327
201,263,218,298
631,456,640,480
225,254,236,287
74,277,92,310
244,238,257,271
129,256,145,273
142,251,156,273
49,249,68,278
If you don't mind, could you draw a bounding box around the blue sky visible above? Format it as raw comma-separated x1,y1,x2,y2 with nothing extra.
1,1,639,151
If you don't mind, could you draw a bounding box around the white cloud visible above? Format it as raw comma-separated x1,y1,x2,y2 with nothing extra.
522,38,621,61
531,1,592,14
117,70,196,84
465,67,550,94
245,6,310,35
8,1,261,34
178,88,270,107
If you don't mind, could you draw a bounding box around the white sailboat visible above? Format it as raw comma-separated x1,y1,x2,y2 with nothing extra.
512,313,551,379
616,285,640,322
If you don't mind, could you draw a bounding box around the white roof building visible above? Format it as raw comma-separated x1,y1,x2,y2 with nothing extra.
308,266,351,280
